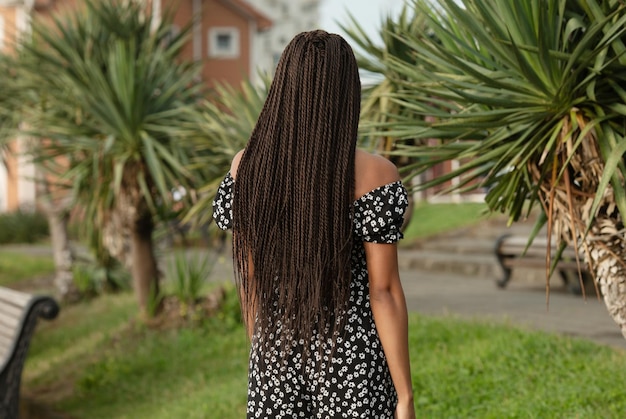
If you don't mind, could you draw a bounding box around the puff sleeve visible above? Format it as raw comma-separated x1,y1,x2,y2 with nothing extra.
212,173,234,230
353,182,408,243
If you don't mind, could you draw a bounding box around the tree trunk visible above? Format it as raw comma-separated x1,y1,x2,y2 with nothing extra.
47,209,80,302
35,171,79,301
102,210,132,270
129,214,160,317
529,127,626,340
583,220,626,339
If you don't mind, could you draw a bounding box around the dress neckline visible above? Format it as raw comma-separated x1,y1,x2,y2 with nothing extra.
223,172,402,205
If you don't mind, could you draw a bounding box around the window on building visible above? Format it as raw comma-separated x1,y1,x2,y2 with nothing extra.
208,27,240,59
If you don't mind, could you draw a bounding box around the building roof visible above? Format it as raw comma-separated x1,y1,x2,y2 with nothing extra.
219,0,272,31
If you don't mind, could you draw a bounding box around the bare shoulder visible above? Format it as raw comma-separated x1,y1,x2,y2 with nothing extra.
230,149,245,179
354,149,401,199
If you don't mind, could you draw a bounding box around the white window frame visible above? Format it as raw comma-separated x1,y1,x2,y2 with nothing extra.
208,27,240,59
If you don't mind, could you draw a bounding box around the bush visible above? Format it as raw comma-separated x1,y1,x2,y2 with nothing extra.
170,252,213,307
0,208,49,244
72,260,131,298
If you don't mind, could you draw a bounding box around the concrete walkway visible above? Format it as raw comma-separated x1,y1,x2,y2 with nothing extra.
399,267,626,351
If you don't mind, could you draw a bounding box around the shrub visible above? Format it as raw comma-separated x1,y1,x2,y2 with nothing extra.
72,260,131,299
169,252,214,320
0,208,49,244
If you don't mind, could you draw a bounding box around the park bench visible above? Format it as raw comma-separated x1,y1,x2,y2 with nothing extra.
0,286,60,419
494,234,592,294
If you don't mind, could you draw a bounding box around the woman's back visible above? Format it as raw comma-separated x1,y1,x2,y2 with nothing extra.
213,148,408,418
212,30,415,419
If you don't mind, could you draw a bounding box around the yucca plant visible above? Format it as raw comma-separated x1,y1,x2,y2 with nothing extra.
342,6,428,154
362,0,626,337
0,55,18,168
170,252,213,320
9,0,206,317
342,6,430,226
187,78,269,226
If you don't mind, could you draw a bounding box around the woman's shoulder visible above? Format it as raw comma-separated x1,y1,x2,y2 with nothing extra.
354,149,401,200
229,149,245,180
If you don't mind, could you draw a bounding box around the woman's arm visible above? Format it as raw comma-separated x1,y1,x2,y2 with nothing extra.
365,241,415,419
230,149,256,340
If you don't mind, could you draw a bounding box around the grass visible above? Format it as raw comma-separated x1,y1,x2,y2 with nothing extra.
0,250,55,286
24,289,249,419
402,202,491,242
10,201,624,417
22,287,626,418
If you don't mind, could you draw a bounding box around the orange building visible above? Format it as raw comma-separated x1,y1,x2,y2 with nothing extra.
0,0,272,212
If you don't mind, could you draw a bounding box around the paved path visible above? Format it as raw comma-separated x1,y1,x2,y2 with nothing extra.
399,267,626,351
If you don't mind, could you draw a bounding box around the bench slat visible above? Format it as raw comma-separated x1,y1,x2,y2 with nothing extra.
0,315,20,331
498,244,580,258
0,288,32,308
0,286,60,419
0,333,13,358
495,234,590,292
0,301,27,320
503,259,584,270
0,321,17,339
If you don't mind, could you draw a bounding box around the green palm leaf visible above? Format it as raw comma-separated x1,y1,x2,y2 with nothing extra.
4,0,208,316
186,77,270,225
365,0,626,226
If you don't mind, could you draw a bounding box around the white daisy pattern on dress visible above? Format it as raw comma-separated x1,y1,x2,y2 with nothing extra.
213,172,409,418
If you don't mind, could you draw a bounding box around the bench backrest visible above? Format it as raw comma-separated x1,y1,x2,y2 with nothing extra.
0,287,59,419
497,236,582,260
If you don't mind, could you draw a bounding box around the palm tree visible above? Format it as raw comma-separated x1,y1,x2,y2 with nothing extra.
359,0,626,337
9,0,205,316
186,78,268,227
341,7,429,226
0,49,81,301
342,7,427,153
0,55,17,168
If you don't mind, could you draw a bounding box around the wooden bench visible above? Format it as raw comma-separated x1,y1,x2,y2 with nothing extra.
495,234,592,294
0,287,60,419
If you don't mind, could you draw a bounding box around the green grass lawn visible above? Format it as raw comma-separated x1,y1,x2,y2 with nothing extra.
0,250,55,286
22,287,626,418
11,202,625,417
402,202,491,242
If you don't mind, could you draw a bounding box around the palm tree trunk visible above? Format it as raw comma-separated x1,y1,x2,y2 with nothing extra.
129,214,160,317
47,209,80,301
35,171,79,301
583,220,626,339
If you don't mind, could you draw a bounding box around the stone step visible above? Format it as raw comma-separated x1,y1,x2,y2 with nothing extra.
397,249,581,289
410,237,496,255
398,250,500,278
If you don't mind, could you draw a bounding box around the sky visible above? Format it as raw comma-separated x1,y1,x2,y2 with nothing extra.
318,0,407,44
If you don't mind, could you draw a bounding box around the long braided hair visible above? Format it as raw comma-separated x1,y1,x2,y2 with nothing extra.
233,31,361,358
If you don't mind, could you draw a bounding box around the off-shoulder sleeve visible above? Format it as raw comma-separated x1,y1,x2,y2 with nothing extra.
212,173,234,230
353,181,409,243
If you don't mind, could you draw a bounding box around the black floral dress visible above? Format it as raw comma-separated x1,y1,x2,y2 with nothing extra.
213,172,409,418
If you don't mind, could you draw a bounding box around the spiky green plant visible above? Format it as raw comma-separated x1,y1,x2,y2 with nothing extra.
358,0,626,337
8,0,207,317
342,6,428,155
187,78,269,226
0,54,18,168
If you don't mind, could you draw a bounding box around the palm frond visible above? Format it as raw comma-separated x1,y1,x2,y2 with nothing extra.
11,0,205,223
185,76,270,225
